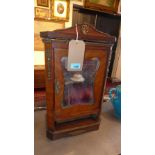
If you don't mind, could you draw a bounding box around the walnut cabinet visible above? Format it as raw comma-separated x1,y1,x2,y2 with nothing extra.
40,24,115,140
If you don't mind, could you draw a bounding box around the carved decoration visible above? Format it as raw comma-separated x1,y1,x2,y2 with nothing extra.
81,24,89,35
46,49,52,80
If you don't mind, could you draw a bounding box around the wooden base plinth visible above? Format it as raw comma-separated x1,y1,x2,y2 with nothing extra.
46,120,100,140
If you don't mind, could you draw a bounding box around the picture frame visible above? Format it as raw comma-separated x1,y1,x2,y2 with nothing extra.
50,0,70,21
37,0,49,7
35,7,50,19
84,0,120,14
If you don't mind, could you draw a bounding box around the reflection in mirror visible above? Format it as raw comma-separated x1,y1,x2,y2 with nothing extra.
61,57,100,107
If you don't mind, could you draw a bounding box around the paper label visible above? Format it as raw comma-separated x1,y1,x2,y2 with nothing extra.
67,40,85,71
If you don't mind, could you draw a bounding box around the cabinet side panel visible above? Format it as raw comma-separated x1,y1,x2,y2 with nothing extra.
44,42,55,130
99,45,113,114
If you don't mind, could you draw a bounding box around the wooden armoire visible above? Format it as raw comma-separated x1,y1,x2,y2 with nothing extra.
40,24,115,140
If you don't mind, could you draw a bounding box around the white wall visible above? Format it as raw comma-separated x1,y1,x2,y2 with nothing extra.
34,51,45,65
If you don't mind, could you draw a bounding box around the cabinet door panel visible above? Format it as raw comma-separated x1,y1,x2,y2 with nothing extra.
54,45,108,121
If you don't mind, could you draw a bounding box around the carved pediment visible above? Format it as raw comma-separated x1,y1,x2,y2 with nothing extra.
40,24,116,44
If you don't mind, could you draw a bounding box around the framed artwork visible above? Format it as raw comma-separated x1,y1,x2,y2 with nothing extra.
35,7,49,19
50,0,70,21
73,0,83,1
85,0,120,13
37,0,49,7
117,0,121,14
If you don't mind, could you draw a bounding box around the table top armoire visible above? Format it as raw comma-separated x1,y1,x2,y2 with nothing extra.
40,24,115,140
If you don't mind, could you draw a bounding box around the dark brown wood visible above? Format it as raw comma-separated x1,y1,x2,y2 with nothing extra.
40,24,116,44
47,119,100,140
34,90,46,110
54,43,110,122
34,65,45,89
40,24,115,140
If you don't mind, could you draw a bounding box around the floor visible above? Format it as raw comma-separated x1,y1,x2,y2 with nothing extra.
34,103,121,155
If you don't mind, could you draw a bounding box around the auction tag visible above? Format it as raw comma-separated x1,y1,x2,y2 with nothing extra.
67,40,85,71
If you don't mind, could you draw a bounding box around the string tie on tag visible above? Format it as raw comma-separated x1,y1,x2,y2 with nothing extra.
76,24,78,42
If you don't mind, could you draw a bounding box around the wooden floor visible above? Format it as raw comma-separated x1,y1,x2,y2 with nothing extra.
34,108,121,155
